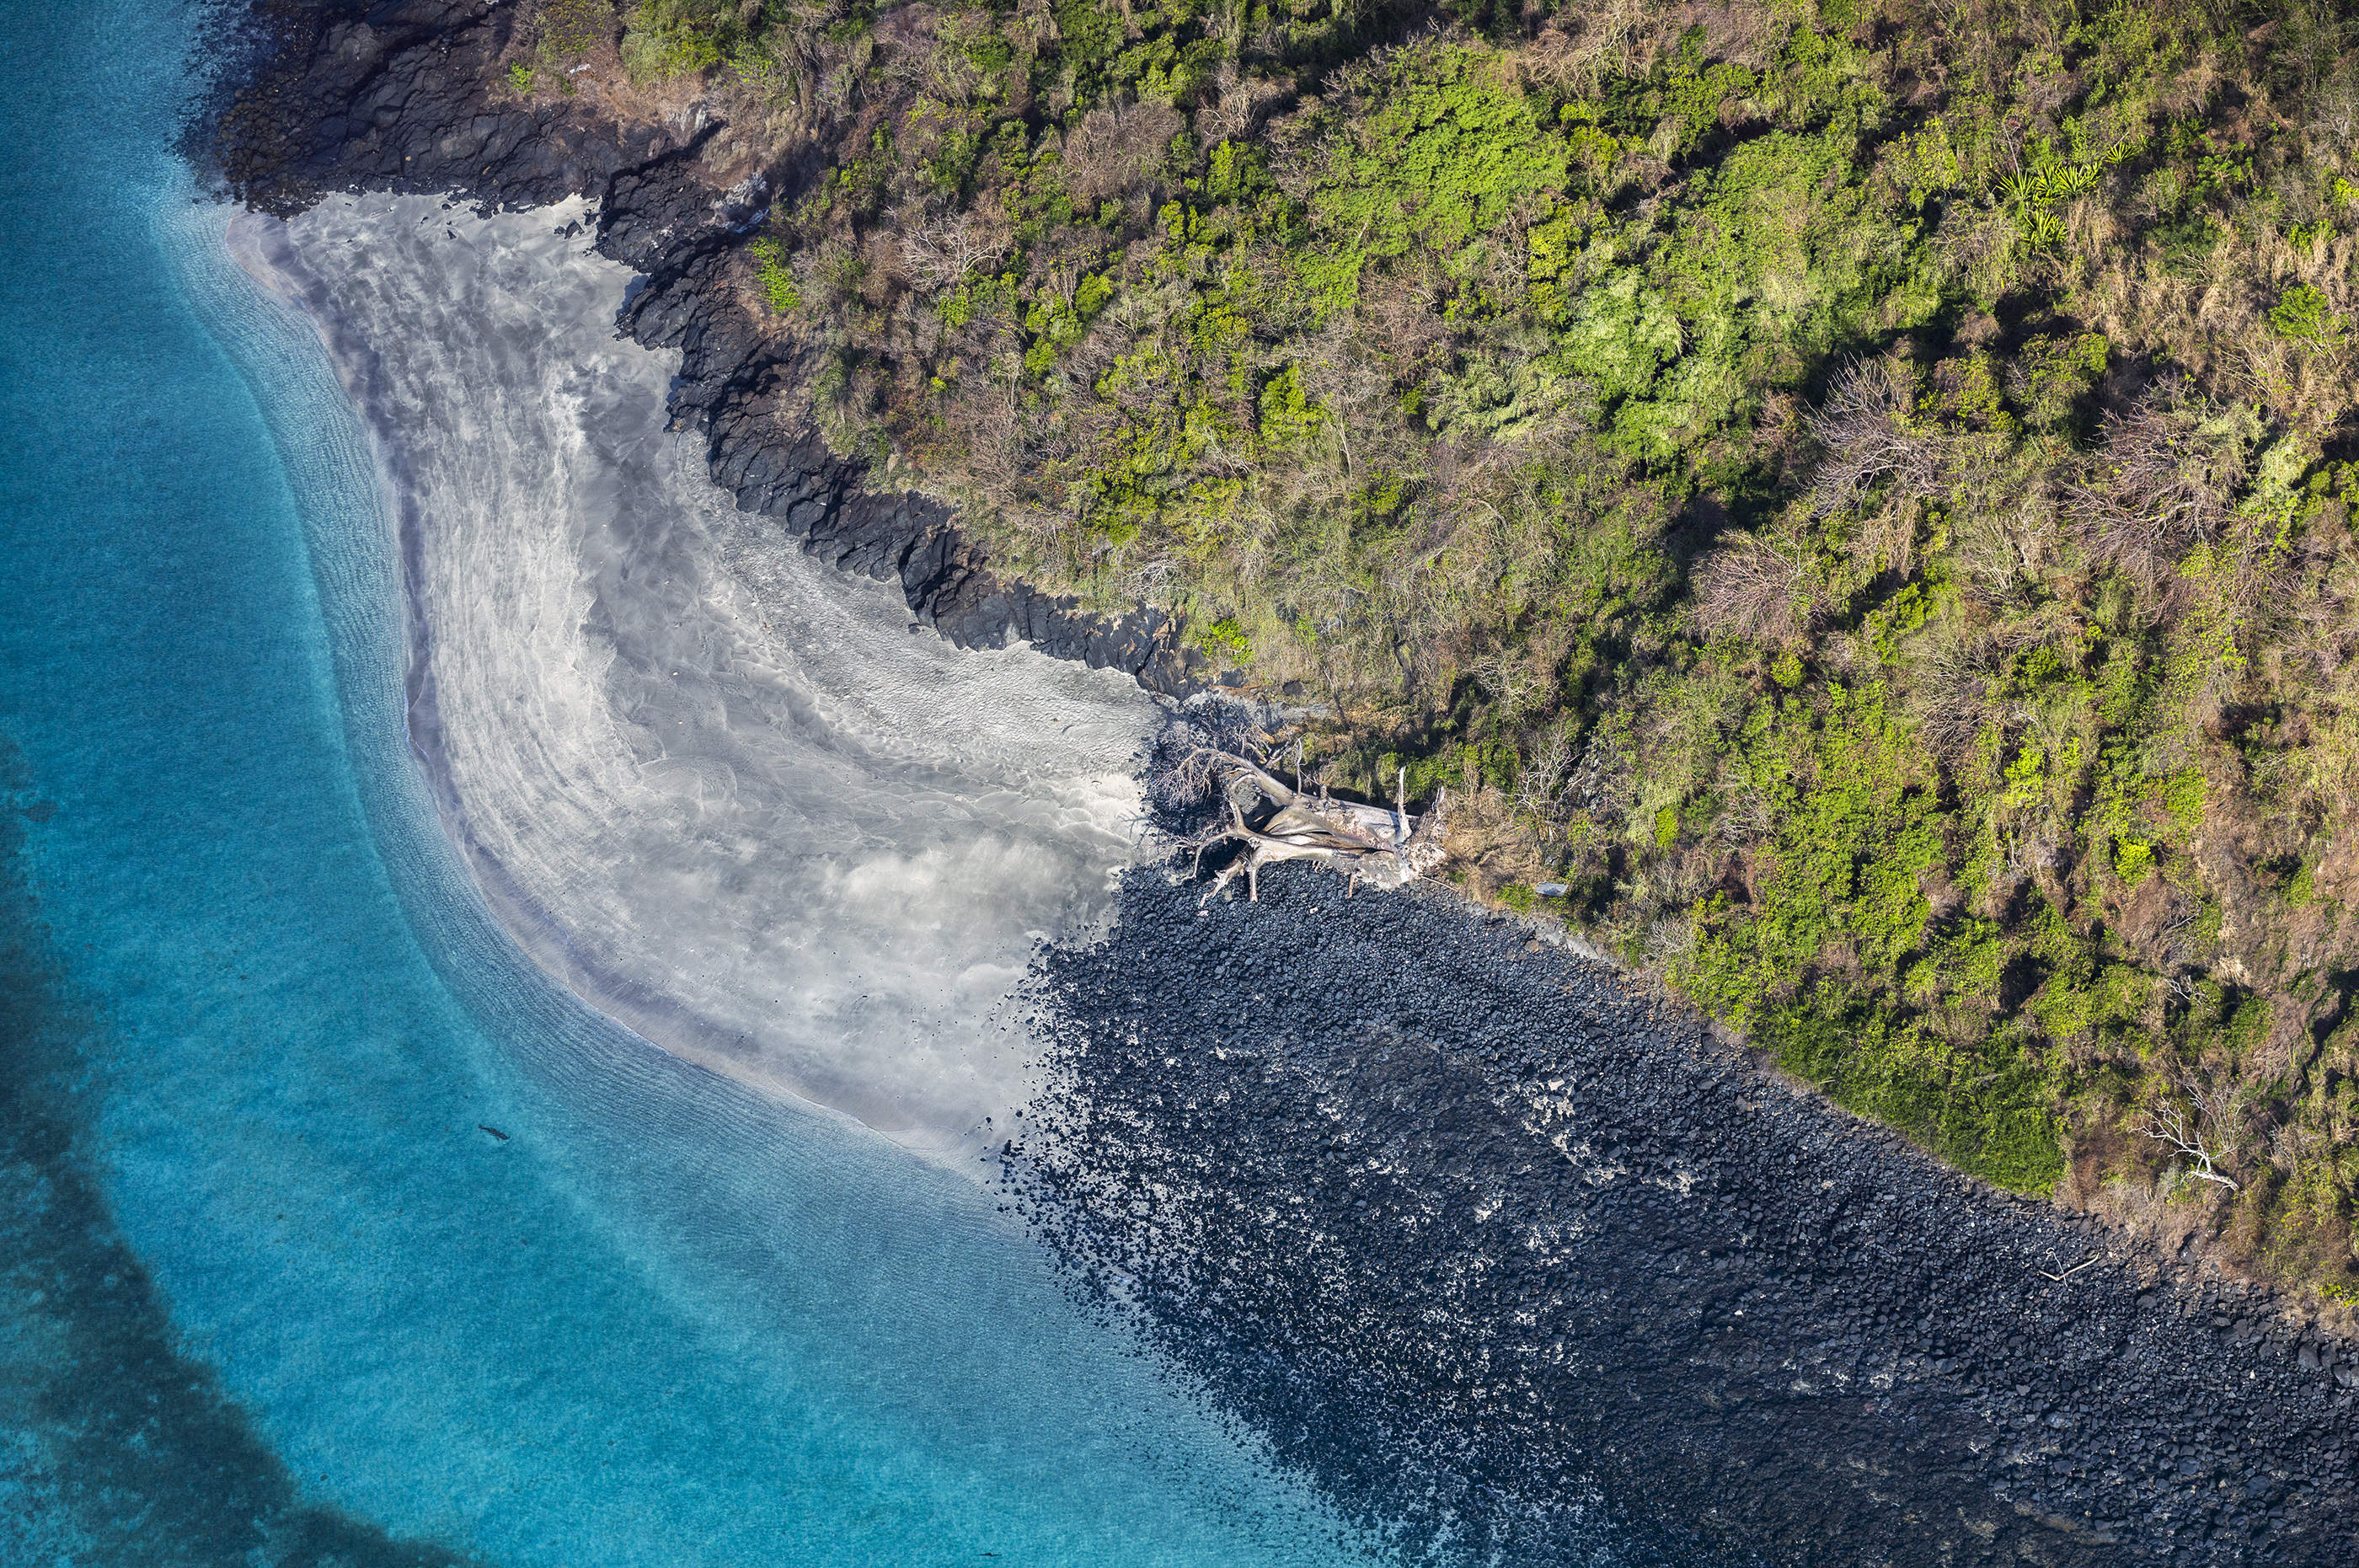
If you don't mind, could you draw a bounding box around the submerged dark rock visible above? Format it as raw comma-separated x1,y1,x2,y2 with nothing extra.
208,0,1199,695
1011,860,2359,1565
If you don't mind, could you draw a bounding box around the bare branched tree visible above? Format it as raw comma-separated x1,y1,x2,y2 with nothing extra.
1466,646,1536,712
2063,383,2254,575
1511,725,1575,831
898,206,1011,291
1693,532,1815,645
1909,635,2003,763
1645,911,1697,962
1196,62,1290,144
1805,358,1944,516
2142,1075,2243,1191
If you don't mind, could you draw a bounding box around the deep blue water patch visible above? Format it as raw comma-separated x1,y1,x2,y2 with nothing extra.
0,740,479,1565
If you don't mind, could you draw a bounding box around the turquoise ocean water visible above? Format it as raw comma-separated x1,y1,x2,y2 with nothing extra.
0,3,1372,1562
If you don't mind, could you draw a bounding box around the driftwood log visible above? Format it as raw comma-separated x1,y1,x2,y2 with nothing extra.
1183,750,1447,903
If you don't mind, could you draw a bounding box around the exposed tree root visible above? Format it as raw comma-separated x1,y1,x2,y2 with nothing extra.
1179,749,1446,904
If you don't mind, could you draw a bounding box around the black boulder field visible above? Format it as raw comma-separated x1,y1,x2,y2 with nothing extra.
1013,859,2359,1565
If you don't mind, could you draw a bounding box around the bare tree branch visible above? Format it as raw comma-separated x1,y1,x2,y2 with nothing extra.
2142,1084,2241,1191
1693,532,1815,645
2063,382,2253,578
1178,750,1447,903
1805,358,1944,516
897,206,1011,291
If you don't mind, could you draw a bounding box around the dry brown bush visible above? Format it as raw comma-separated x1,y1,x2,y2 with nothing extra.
1805,357,1944,516
1518,3,1651,94
1351,270,1455,388
1062,100,1185,203
1196,64,1290,144
1692,532,1813,646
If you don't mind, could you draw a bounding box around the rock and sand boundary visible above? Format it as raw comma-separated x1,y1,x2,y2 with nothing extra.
203,8,2359,1560
210,0,1206,695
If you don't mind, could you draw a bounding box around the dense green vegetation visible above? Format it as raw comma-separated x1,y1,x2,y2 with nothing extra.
527,0,2359,1298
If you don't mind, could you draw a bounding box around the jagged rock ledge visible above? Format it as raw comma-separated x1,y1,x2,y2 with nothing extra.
208,0,1202,695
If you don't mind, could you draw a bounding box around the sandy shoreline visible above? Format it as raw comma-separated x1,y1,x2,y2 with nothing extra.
225,201,809,1122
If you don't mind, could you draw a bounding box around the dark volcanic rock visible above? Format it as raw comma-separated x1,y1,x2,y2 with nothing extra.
209,0,1198,694
209,12,2359,1560
1011,859,2359,1565
215,0,665,214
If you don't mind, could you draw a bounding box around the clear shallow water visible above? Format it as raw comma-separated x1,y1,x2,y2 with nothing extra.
0,3,1374,1562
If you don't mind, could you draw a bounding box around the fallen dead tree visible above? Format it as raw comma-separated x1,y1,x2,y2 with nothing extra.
1180,749,1447,902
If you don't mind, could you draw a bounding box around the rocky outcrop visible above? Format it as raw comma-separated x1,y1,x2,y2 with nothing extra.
214,0,661,213
211,0,1201,694
1015,856,2359,1566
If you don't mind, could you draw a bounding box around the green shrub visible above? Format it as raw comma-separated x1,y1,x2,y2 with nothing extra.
621,0,725,83
1193,617,1251,661
2113,837,2154,883
747,238,800,313
2270,283,2344,344
1756,987,2062,1192
1300,40,1569,318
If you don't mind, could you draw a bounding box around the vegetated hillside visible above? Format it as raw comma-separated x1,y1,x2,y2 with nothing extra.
513,0,2359,1297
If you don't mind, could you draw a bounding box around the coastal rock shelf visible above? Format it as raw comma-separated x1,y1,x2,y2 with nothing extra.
1014,863,2359,1566
215,0,1203,695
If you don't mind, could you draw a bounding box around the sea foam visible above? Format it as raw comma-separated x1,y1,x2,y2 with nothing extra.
233,194,1156,1153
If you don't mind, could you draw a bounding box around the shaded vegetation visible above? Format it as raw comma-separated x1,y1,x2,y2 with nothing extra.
548,0,2359,1299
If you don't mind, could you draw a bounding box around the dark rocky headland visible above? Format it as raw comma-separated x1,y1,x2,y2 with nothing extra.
200,6,2359,1563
